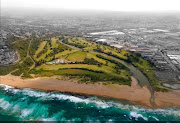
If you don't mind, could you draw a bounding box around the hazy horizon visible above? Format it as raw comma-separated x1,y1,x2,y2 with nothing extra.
2,7,180,18
2,0,180,12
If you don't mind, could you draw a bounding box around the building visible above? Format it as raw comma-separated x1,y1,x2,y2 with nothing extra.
46,58,70,65
178,76,180,80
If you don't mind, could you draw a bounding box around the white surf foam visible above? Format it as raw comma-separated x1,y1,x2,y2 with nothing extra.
0,84,14,90
1,84,180,120
21,108,34,118
152,116,159,121
130,111,148,121
0,98,12,110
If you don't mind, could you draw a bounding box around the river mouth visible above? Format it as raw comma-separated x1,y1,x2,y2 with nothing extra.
112,59,156,107
61,41,153,92
61,41,155,107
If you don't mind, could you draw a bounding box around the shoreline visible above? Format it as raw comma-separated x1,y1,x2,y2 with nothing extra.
1,74,180,109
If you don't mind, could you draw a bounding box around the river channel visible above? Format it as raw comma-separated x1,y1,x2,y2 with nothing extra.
60,40,155,107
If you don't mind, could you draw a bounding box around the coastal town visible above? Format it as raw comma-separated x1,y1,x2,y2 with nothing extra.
85,29,180,88
1,0,180,121
1,12,180,89
86,29,180,73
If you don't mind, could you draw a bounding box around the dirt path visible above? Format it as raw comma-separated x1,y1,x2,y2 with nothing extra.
15,39,36,72
27,40,36,71
19,40,31,64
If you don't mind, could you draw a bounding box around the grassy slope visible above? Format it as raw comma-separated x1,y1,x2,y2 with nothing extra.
1,36,131,85
86,53,115,67
36,42,52,61
66,37,129,60
64,37,168,91
11,57,34,78
33,37,131,83
51,38,58,48
0,39,30,75
55,50,77,59
12,39,30,62
37,64,115,74
31,68,130,85
67,51,86,62
34,41,47,58
34,38,71,62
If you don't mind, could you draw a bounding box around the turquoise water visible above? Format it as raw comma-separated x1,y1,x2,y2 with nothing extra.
0,84,180,121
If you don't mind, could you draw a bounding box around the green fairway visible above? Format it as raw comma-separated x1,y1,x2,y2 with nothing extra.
36,64,115,74
64,37,129,60
67,51,86,62
86,53,115,67
34,37,70,62
36,42,52,61
63,36,169,91
30,68,130,85
6,35,166,88
0,35,170,91
55,50,77,58
34,41,47,58
51,38,58,48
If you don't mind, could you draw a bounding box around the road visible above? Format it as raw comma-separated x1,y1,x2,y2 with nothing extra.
159,50,179,72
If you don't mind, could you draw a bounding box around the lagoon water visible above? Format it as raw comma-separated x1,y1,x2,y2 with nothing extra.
0,84,180,121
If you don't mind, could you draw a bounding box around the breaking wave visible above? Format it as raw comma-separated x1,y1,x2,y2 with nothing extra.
0,84,180,121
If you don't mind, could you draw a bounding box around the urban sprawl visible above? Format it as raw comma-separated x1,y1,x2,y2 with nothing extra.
1,13,180,89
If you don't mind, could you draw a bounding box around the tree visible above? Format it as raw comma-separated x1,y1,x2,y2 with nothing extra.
116,69,121,74
97,63,103,67
124,53,129,57
105,61,108,66
52,55,55,60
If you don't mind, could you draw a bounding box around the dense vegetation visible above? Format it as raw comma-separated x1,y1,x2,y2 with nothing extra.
0,37,31,75
11,57,34,78
83,58,100,65
28,36,131,84
1,35,168,91
0,65,17,75
62,36,168,92
96,54,128,70
11,39,30,61
29,38,42,57
30,68,131,85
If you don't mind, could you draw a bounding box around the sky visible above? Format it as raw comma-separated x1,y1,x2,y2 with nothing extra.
1,0,180,12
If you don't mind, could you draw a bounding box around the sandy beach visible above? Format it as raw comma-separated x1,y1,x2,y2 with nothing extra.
154,90,180,108
1,74,180,108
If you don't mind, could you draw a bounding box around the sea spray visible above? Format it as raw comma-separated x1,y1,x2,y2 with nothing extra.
0,84,180,121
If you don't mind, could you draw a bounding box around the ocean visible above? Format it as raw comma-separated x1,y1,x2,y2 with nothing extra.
0,84,180,121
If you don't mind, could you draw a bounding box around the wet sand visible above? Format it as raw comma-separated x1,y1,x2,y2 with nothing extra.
1,74,180,108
